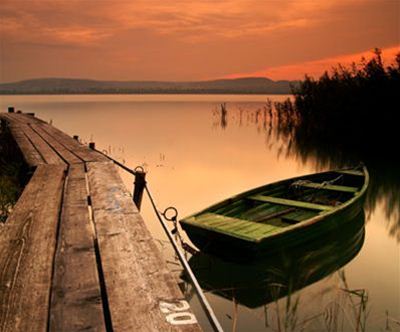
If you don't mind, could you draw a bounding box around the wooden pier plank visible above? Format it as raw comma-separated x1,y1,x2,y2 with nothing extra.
36,123,109,163
1,112,203,331
8,125,44,166
49,164,106,332
30,123,82,164
0,165,66,332
1,113,106,163
0,115,44,167
20,124,66,165
87,162,201,331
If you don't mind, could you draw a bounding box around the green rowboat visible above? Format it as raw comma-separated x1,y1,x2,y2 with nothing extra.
180,166,368,259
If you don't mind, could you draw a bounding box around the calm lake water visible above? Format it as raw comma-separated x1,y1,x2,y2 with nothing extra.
1,95,399,331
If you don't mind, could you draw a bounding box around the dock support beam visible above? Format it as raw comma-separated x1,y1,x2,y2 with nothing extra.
133,170,146,211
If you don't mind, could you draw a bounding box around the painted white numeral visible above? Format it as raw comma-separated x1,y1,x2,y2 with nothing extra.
159,300,198,325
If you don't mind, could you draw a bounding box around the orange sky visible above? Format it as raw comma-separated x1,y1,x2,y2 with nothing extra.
0,0,399,83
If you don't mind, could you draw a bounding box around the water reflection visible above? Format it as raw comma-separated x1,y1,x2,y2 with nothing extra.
213,103,400,242
184,212,365,330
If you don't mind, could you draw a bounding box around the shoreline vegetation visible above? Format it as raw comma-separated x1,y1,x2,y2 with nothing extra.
275,48,399,138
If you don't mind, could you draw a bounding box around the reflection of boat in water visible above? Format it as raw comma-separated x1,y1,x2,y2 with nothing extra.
184,212,365,308
180,166,368,259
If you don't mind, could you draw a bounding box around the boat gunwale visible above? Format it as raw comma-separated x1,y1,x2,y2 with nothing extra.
180,166,369,243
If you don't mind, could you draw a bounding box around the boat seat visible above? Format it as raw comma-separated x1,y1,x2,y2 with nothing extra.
189,213,285,241
249,195,334,211
293,181,358,193
336,170,364,176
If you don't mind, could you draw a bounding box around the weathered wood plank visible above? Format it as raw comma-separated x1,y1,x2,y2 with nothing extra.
0,114,44,167
336,169,364,176
1,113,46,126
87,162,201,331
30,123,82,164
49,164,106,332
281,210,317,223
23,124,65,165
249,195,334,211
0,164,66,332
294,181,359,193
0,113,27,126
16,123,66,165
36,123,109,163
1,113,106,163
2,122,45,167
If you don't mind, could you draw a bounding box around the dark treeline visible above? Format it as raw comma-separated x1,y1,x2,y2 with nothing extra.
281,48,400,147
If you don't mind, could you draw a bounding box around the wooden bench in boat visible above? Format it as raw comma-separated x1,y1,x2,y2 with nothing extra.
292,181,359,193
249,195,334,211
336,169,364,176
191,213,289,240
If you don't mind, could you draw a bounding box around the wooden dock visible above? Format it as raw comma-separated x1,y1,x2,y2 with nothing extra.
0,111,202,331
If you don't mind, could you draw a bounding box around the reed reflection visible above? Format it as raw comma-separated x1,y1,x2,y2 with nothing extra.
213,102,400,242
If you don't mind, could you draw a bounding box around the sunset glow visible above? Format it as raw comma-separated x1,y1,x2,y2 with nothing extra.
0,0,399,82
226,46,400,80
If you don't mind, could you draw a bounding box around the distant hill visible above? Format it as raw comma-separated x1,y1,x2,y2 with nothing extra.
0,77,297,94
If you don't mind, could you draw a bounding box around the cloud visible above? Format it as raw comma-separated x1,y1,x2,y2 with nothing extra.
226,46,400,80
0,0,338,45
0,0,398,82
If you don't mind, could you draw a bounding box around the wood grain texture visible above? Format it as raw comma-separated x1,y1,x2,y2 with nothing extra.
1,112,202,331
87,162,201,332
49,164,106,332
20,124,65,165
36,123,109,163
9,126,44,167
30,124,82,164
250,195,334,211
0,115,44,167
0,164,66,332
1,113,106,163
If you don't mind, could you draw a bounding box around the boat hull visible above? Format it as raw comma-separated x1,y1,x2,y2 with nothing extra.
181,167,368,261
183,196,364,260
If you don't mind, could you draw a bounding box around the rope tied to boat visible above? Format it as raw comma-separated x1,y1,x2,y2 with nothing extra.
291,174,344,190
290,174,345,206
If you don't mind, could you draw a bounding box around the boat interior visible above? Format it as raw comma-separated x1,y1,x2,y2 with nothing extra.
188,169,366,241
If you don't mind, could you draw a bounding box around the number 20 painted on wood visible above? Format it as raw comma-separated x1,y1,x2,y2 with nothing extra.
159,300,198,325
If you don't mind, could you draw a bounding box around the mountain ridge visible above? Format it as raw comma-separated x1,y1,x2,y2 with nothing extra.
0,77,297,94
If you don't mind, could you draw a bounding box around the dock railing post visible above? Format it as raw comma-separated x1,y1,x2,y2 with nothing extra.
133,169,146,211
